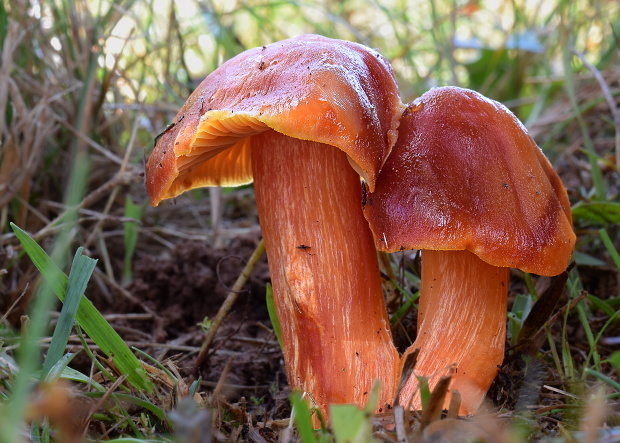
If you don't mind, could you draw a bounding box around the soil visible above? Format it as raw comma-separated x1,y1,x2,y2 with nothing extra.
97,235,289,416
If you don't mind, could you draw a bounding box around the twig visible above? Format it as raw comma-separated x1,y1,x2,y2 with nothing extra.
192,239,265,376
0,284,28,324
79,374,127,439
393,405,409,443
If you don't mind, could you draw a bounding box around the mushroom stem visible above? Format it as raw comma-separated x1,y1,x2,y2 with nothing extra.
399,250,509,414
251,130,399,417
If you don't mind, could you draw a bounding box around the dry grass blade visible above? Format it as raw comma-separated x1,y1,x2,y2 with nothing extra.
395,349,419,407
0,21,56,217
0,170,142,246
446,389,461,419
420,372,452,430
77,374,128,439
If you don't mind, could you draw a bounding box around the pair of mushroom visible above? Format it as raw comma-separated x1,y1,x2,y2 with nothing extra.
146,35,574,418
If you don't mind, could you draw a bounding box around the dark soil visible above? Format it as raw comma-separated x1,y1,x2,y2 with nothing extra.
96,236,289,415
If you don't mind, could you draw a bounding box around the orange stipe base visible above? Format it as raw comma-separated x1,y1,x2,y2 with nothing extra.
398,250,509,415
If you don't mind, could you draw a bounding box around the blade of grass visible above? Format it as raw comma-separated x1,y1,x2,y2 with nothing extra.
418,376,431,411
41,247,97,379
598,228,620,271
43,352,79,383
0,0,7,50
583,368,620,396
60,366,106,392
582,308,620,373
577,302,599,370
30,418,50,443
329,381,380,442
0,246,65,443
122,198,143,284
561,42,606,200
74,323,126,392
610,352,620,372
523,272,539,302
561,284,579,381
133,347,176,380
290,391,317,443
389,289,419,327
587,294,616,318
189,377,202,398
265,283,282,349
11,223,153,392
545,327,565,379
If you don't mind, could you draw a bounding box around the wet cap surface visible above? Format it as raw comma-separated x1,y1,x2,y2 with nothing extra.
146,34,403,205
364,86,575,276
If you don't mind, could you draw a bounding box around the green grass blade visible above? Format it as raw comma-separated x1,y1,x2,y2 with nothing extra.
598,228,620,271
42,247,97,379
609,351,620,372
562,44,607,200
587,294,616,318
561,299,576,380
60,366,106,392
0,0,7,50
329,380,379,443
74,323,123,390
572,201,620,225
83,391,167,422
584,367,620,394
418,376,431,410
577,302,599,369
44,352,79,383
290,391,317,443
123,198,143,284
583,308,620,372
330,404,375,443
266,283,283,349
10,223,153,392
389,280,419,327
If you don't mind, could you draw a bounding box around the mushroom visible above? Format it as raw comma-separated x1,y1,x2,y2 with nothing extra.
363,86,575,414
146,35,403,416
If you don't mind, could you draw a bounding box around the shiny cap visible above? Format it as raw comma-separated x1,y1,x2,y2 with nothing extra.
364,86,575,276
146,34,404,206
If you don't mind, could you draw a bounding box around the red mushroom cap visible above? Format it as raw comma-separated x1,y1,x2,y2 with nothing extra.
146,34,404,206
364,86,575,276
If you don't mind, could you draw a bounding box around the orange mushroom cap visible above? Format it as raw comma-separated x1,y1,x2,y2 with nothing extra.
364,86,575,276
146,34,404,206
